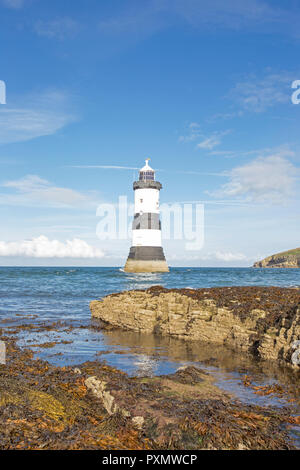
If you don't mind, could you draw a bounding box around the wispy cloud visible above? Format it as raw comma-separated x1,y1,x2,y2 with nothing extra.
174,170,228,177
210,149,299,204
169,199,254,207
178,122,202,143
209,144,294,159
172,0,285,30
1,175,98,208
197,131,231,150
1,0,24,9
0,90,77,145
207,111,244,122
97,0,300,42
229,71,296,113
179,123,231,151
71,165,226,178
98,1,167,39
35,17,81,40
0,235,105,258
168,250,250,263
206,251,248,262
70,165,139,170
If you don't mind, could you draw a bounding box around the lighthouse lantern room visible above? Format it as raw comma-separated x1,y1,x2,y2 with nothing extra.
124,159,169,273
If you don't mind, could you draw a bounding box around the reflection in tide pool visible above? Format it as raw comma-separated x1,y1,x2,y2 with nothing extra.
132,354,159,377
15,320,300,411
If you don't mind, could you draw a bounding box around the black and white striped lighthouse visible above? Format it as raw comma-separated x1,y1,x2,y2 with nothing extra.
124,159,169,273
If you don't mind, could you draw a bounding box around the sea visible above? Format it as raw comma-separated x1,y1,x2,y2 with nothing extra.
0,266,300,442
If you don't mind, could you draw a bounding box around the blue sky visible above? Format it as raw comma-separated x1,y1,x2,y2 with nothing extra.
0,0,300,266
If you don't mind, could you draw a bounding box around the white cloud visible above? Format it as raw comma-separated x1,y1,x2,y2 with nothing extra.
211,151,299,203
213,251,248,262
1,174,97,208
0,236,105,258
0,91,76,145
1,0,24,9
35,17,80,40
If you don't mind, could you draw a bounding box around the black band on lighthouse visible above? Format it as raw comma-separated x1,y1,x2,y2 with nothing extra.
132,213,161,230
127,246,166,261
133,181,162,191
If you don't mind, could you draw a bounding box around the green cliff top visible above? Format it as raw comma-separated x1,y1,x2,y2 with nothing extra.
270,247,300,259
254,247,300,268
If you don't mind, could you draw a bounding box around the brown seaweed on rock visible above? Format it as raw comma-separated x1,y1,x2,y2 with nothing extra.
146,285,300,327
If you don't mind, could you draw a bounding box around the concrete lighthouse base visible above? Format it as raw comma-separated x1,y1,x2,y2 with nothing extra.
124,246,169,273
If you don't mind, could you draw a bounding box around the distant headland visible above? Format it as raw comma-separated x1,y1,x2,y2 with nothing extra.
254,248,300,268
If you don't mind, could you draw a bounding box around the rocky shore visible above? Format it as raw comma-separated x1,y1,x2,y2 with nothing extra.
90,286,300,369
254,248,300,268
0,329,298,450
0,285,299,450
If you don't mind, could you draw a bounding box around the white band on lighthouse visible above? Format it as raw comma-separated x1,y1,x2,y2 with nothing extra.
124,159,169,273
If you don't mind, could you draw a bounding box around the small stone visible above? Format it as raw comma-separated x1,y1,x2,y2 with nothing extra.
291,349,300,366
132,416,144,429
291,340,300,350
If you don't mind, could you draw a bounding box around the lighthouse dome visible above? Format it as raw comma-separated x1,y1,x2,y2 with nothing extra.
139,159,155,181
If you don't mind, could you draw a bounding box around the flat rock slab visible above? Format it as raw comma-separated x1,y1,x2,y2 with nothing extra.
90,286,300,368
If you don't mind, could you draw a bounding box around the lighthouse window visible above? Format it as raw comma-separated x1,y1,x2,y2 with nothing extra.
139,171,154,181
140,199,143,203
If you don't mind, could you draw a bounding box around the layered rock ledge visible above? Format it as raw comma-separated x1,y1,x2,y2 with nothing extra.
90,286,300,368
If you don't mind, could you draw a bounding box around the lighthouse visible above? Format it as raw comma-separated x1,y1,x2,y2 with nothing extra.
124,159,169,273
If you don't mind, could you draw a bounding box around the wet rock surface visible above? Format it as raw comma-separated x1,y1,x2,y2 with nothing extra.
0,331,298,450
90,286,300,368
